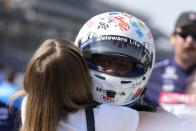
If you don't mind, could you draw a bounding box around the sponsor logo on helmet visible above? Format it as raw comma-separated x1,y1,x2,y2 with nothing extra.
130,19,144,38
101,95,118,103
80,35,151,52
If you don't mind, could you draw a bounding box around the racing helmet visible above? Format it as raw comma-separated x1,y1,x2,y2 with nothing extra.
75,12,155,105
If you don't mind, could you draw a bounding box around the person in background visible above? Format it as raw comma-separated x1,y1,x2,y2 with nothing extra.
75,11,181,131
0,68,21,131
186,69,196,105
17,39,138,131
179,69,196,131
167,69,196,131
144,11,196,115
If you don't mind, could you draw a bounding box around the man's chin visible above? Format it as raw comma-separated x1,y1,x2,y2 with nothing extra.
181,56,196,64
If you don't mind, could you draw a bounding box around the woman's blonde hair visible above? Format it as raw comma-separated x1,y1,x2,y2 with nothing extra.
20,39,92,131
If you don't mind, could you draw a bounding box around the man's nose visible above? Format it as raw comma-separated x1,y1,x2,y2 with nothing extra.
184,36,195,47
105,61,119,74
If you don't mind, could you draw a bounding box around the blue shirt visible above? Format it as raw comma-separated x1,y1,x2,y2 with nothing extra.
144,57,196,106
0,81,23,131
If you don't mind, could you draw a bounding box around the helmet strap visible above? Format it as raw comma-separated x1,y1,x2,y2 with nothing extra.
131,88,157,112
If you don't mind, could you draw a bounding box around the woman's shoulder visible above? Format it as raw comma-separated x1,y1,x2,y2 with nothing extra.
137,107,181,131
139,107,180,119
97,104,138,115
94,104,139,131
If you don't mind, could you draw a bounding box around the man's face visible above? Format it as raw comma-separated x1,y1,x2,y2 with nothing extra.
173,25,196,65
93,54,134,76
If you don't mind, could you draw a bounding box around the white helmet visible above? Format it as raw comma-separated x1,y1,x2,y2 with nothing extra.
75,12,155,106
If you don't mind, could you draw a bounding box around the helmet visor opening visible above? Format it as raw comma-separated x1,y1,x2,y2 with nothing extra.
86,54,148,77
80,36,153,77
93,54,134,76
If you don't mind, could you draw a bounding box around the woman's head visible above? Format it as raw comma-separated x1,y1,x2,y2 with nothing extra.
22,39,92,131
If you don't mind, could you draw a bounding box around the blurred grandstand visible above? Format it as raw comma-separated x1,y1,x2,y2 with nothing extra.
0,0,172,72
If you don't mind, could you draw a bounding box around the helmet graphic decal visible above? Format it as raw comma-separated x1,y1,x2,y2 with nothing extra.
101,95,118,103
108,15,130,31
97,21,109,30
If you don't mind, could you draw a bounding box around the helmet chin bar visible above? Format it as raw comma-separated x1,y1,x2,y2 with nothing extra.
91,70,147,105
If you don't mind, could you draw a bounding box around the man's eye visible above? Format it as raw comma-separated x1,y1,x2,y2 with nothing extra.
101,60,109,65
118,61,132,69
120,64,129,68
96,59,110,66
117,62,127,67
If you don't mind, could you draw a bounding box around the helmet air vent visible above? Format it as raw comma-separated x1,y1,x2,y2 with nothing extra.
121,81,132,84
95,74,105,80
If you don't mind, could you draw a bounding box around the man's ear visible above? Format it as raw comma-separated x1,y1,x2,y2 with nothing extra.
170,35,176,45
170,27,181,45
